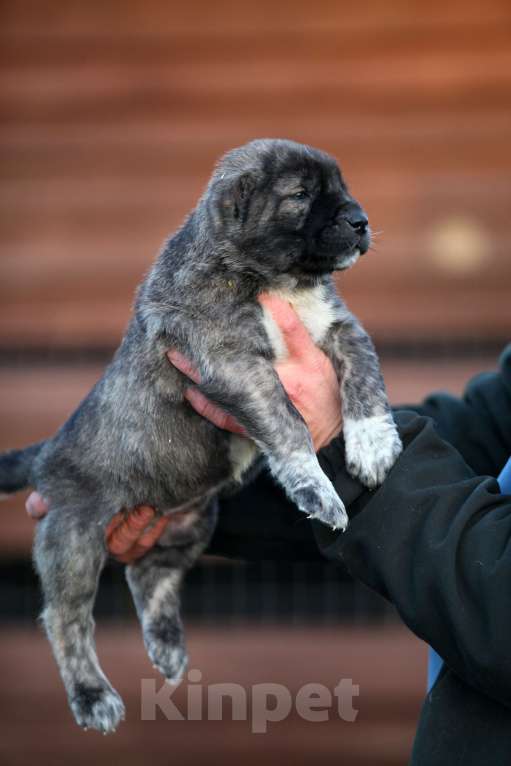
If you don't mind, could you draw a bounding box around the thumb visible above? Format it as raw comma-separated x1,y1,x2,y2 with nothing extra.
259,293,315,361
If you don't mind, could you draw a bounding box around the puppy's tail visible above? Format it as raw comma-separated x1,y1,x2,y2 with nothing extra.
0,441,46,496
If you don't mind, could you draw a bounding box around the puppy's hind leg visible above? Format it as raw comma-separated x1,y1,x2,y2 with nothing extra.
33,505,125,733
126,502,216,684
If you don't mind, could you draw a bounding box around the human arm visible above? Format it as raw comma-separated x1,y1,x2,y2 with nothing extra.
313,402,511,709
211,344,511,710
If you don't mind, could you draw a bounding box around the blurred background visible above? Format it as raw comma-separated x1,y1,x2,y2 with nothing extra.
1,1,510,764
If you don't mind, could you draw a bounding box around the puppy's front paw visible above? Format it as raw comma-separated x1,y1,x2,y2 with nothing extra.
294,480,348,531
70,684,125,733
344,414,402,489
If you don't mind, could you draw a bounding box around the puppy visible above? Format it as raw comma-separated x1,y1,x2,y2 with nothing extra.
0,139,401,732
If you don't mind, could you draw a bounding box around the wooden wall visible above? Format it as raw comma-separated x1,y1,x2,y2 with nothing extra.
0,9,506,763
1,0,511,349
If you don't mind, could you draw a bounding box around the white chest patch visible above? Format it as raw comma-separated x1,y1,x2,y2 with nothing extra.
228,284,338,483
261,284,337,361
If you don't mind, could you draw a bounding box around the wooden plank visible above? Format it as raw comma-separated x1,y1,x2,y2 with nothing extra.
2,118,511,180
1,0,510,38
1,20,511,62
3,56,511,122
2,30,511,89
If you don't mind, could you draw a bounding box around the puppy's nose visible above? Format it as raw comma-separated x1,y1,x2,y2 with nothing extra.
339,201,369,236
347,213,369,236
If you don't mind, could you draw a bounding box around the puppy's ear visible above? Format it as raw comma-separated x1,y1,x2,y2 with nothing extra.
232,172,257,221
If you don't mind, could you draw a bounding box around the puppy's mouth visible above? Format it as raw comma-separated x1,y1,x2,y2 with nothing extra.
311,224,370,273
290,216,371,276
335,248,361,271
298,246,360,275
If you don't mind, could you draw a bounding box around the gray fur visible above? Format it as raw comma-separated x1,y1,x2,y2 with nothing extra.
0,441,45,493
0,138,401,732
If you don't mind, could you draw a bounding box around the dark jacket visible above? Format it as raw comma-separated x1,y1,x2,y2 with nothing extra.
210,345,511,765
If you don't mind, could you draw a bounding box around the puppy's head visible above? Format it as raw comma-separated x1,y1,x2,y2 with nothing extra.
209,138,370,278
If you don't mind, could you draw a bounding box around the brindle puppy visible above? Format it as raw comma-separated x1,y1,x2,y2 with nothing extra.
0,139,401,732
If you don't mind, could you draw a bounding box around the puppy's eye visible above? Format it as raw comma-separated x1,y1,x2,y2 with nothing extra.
292,190,309,200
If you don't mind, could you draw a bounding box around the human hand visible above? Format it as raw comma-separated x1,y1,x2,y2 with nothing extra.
26,493,171,564
167,293,343,452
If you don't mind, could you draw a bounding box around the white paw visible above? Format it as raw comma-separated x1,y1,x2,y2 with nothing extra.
71,685,125,734
158,648,188,685
147,633,188,685
344,414,402,489
294,478,348,531
271,452,349,531
164,650,188,685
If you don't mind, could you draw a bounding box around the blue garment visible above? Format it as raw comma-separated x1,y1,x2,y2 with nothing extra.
499,456,511,494
427,455,511,691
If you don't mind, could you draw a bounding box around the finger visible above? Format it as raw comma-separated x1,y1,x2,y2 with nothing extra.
112,546,152,565
118,523,170,564
167,350,202,383
184,387,247,435
258,293,315,361
135,514,171,550
25,491,49,519
105,511,126,537
107,505,156,555
117,513,188,564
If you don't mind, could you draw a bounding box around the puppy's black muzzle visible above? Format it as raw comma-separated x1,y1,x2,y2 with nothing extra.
339,200,370,254
300,194,370,274
317,199,370,257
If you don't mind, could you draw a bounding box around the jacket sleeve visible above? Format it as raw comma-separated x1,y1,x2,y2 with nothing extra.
312,346,511,706
404,345,511,477
314,405,511,708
